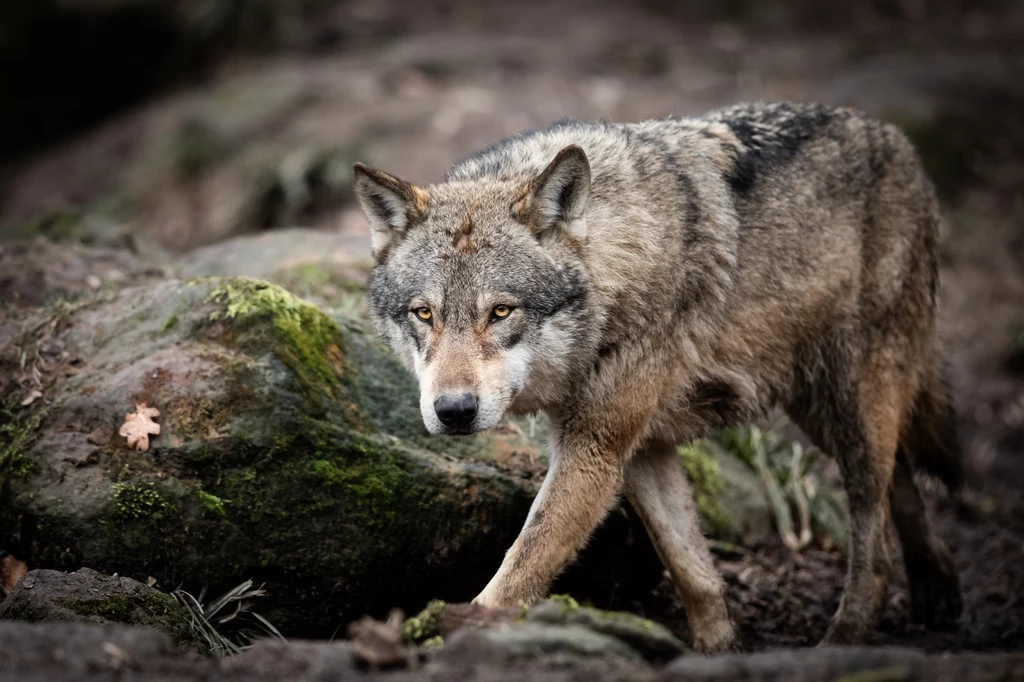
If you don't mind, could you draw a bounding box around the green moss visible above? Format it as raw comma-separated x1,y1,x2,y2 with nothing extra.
180,408,527,635
310,454,402,525
524,599,682,659
13,208,86,243
0,404,44,482
678,441,731,537
198,490,227,516
207,278,346,407
65,594,135,621
62,590,197,649
402,599,447,643
548,594,580,613
113,482,172,519
422,635,444,649
162,312,180,332
587,607,656,632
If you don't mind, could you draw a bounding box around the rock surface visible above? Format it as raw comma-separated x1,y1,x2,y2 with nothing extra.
662,646,1024,682
1,618,1022,682
401,597,687,664
0,568,198,651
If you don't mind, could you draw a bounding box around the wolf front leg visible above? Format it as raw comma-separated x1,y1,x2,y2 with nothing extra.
472,426,626,609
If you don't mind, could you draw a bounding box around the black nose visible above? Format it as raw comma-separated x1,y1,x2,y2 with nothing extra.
434,393,478,429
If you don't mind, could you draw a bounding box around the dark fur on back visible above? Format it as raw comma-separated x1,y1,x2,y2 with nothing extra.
708,102,838,193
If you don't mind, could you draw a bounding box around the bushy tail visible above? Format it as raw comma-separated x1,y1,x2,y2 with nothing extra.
900,355,965,495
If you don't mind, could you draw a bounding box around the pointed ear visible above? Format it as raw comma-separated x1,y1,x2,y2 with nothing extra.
352,163,429,258
525,145,591,240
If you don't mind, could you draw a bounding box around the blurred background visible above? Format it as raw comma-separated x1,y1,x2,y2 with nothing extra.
0,0,1022,653
1,0,1022,251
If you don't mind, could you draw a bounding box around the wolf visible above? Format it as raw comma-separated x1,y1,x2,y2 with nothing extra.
351,101,964,651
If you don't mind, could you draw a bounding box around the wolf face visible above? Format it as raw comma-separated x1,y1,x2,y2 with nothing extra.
354,146,594,435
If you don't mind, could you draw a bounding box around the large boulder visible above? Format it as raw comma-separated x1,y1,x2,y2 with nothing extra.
0,276,658,636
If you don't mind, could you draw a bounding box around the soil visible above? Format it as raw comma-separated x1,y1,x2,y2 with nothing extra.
1,0,1023,676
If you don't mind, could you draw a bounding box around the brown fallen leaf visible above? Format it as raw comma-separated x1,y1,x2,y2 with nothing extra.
348,609,415,671
119,403,161,451
1,553,28,595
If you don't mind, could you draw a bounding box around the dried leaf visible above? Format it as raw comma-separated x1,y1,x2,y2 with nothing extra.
119,403,161,451
1,554,28,594
20,389,42,406
349,609,414,671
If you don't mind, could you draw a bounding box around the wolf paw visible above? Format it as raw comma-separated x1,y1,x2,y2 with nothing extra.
820,611,871,646
690,614,737,654
471,590,503,610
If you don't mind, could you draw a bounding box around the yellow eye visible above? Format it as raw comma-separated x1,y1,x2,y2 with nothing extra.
414,307,432,321
492,305,512,319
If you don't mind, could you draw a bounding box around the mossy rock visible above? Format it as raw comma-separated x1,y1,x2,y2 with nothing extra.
403,597,685,663
446,622,644,663
0,568,199,652
525,598,686,662
0,276,658,637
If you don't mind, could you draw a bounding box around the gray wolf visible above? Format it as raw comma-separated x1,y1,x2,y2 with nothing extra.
352,101,964,651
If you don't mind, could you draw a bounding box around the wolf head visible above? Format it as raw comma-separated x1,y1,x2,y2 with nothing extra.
353,146,594,435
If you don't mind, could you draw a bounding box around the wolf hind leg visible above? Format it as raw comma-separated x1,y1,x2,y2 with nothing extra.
787,336,905,645
890,447,963,629
624,439,735,653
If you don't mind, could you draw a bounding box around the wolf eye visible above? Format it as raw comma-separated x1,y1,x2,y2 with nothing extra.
413,307,432,322
491,305,513,320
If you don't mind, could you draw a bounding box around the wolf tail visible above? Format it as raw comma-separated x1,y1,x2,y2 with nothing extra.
899,351,966,495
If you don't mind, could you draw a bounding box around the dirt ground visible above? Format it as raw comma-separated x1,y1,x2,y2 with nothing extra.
2,0,1023,662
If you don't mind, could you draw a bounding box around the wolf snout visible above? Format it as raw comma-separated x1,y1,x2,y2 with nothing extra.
434,393,478,429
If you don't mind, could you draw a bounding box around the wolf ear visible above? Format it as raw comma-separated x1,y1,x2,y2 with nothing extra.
526,145,591,240
352,163,428,258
